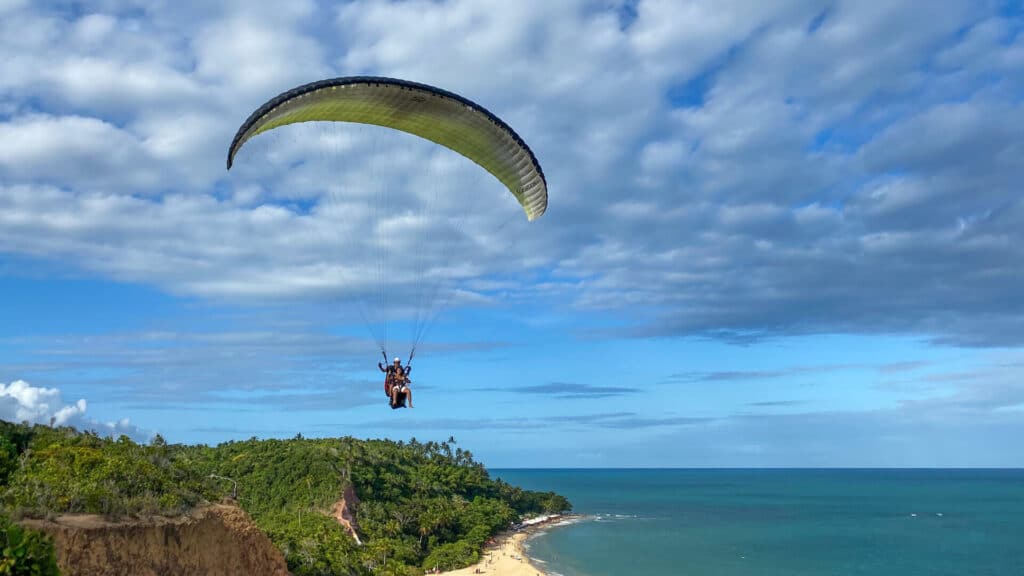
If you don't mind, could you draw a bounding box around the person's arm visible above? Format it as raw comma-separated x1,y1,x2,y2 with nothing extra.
405,365,412,376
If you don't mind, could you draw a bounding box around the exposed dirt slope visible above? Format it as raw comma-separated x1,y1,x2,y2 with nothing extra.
21,503,291,576
331,484,362,545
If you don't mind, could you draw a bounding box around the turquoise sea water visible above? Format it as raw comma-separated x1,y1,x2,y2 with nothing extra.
492,469,1024,576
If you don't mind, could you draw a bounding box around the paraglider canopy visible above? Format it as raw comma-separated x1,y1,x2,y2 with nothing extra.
226,76,548,221
226,75,548,362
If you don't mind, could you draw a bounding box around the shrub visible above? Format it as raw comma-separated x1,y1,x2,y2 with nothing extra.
0,513,59,576
422,540,478,572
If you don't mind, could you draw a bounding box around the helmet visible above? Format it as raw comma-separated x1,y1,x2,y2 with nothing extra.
394,357,400,363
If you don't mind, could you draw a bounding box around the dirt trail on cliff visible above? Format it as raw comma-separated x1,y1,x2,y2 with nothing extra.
22,503,291,576
331,484,362,545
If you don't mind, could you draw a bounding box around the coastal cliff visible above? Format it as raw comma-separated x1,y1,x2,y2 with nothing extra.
1,421,570,575
20,503,291,576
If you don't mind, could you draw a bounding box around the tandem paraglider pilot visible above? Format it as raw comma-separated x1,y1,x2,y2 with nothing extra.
379,356,413,410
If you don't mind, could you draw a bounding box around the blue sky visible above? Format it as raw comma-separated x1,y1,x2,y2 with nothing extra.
1,0,1023,467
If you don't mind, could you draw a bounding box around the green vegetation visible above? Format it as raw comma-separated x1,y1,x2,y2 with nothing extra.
0,513,59,576
0,423,206,519
0,422,570,575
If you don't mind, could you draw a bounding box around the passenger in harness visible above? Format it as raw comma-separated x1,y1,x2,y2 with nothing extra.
378,356,414,409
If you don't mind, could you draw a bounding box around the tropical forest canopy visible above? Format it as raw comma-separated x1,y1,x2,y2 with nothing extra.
0,420,570,575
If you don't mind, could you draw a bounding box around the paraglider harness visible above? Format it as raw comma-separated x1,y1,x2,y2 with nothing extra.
382,349,413,409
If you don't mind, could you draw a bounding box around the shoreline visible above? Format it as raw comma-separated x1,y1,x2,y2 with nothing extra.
439,514,575,576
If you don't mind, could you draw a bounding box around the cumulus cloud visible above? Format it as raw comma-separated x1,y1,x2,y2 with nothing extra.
0,380,86,425
0,0,1021,350
0,379,146,439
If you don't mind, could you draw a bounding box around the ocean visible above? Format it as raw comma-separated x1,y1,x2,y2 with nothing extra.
491,469,1024,576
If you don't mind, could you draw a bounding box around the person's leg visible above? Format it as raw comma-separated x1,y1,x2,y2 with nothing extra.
405,387,413,408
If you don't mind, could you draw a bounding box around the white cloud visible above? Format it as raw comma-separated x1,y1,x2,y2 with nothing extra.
71,13,117,45
0,379,144,439
0,0,27,14
0,380,82,425
0,0,1021,348
0,114,163,191
191,1,326,104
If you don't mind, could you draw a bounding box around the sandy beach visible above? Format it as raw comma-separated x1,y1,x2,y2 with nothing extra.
440,531,543,576
440,514,574,576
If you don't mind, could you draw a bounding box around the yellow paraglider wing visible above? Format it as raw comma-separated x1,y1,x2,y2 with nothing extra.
227,77,547,220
